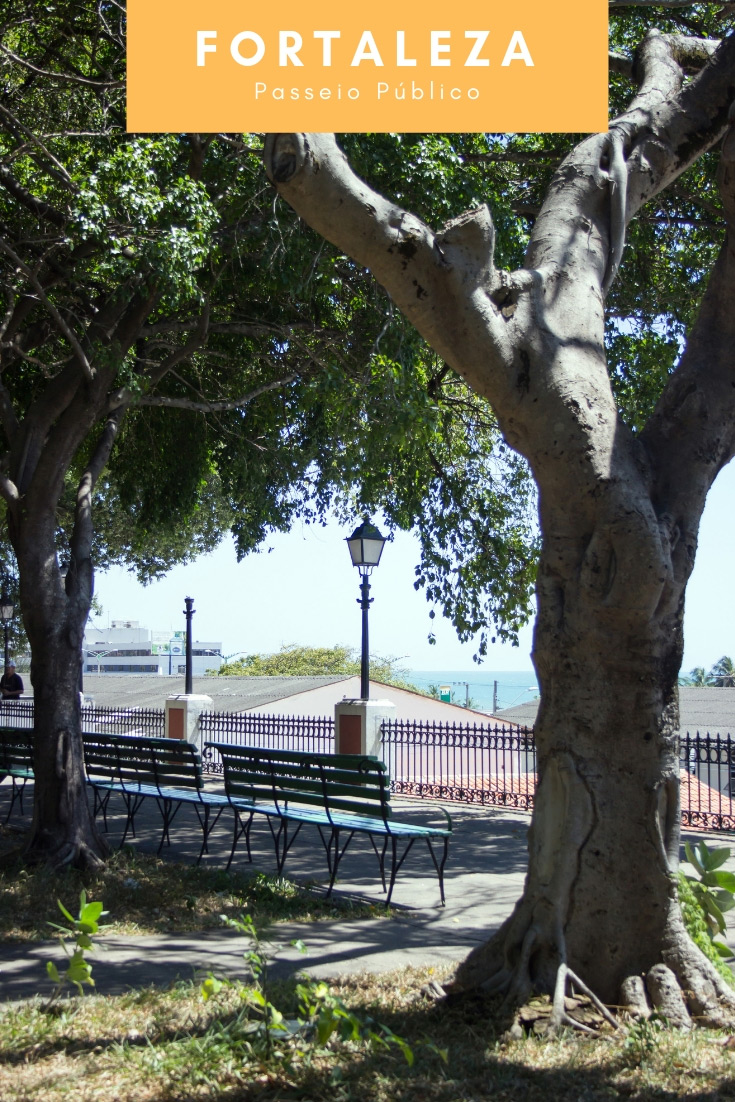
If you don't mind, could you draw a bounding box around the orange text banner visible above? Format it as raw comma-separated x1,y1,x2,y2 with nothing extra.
127,0,608,133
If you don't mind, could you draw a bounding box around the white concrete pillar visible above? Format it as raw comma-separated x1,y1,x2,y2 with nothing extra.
334,698,396,761
165,694,212,753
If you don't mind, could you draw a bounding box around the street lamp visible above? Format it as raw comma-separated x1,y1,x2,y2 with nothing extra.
184,596,195,694
0,589,14,669
346,520,387,700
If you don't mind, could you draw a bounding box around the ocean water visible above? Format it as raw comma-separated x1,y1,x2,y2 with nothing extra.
405,669,538,713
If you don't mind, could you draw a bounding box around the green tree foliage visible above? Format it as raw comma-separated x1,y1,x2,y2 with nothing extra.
679,657,735,687
214,644,420,691
708,656,735,688
679,666,711,687
0,1,540,662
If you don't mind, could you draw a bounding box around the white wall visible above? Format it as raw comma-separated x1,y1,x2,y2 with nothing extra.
246,677,500,723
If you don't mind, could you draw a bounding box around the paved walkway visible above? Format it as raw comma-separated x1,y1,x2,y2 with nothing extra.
0,786,531,1001
1,782,734,1002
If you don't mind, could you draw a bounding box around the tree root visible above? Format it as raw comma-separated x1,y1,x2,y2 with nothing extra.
662,929,735,1028
551,963,622,1034
19,830,108,872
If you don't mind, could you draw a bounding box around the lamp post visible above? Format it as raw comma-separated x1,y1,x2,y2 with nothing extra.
184,596,195,694
346,520,387,700
0,588,14,669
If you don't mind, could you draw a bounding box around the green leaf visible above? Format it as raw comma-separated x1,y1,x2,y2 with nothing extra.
712,870,735,893
700,845,731,872
702,894,727,935
46,961,60,983
200,976,223,1001
80,901,104,925
316,1016,339,1046
56,900,75,923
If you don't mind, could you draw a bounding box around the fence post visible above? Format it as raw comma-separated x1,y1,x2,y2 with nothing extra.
165,694,212,751
334,698,396,760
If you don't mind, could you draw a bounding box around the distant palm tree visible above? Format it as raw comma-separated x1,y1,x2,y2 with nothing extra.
708,656,735,687
679,666,711,687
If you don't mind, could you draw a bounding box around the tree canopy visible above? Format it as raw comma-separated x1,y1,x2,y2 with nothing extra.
213,643,419,689
0,1,541,657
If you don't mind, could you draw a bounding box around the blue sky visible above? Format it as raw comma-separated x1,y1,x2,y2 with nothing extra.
93,460,735,674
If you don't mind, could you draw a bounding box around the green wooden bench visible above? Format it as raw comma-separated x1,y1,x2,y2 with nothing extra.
82,733,230,861
0,727,34,821
206,743,452,905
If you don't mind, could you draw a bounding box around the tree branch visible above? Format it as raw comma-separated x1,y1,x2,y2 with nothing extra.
611,1,735,7
0,238,94,382
642,108,735,581
0,164,67,227
0,43,123,87
0,103,76,192
263,134,520,397
136,373,300,412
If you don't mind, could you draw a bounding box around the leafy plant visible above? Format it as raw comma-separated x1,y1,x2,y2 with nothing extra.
44,891,108,1005
621,1013,668,1067
679,841,735,986
682,841,735,951
200,913,445,1070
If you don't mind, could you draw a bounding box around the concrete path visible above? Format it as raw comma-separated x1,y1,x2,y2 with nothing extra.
1,780,733,1002
0,786,530,1001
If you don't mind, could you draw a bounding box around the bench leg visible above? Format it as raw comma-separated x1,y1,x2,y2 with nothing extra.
3,776,26,822
425,836,449,906
225,807,254,871
90,785,113,831
120,792,145,848
268,816,302,876
155,797,183,853
368,834,389,893
385,837,416,905
317,827,356,897
192,804,225,864
384,836,449,906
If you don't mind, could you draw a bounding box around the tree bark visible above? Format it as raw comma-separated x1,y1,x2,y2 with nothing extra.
2,373,127,867
263,29,735,1020
8,505,107,868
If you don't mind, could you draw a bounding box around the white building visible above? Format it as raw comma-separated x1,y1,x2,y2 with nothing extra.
84,621,223,677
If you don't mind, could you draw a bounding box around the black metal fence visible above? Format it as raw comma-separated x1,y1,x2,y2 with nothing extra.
200,711,335,774
4,698,734,833
0,700,34,728
82,704,166,737
680,731,735,832
380,718,537,809
0,699,166,737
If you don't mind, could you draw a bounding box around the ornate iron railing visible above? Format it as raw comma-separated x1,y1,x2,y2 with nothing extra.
680,730,735,832
0,699,34,728
0,699,166,737
200,711,335,774
3,697,733,833
379,718,537,809
81,704,166,737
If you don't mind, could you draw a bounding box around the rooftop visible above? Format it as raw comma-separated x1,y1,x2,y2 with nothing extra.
82,674,349,711
498,686,735,734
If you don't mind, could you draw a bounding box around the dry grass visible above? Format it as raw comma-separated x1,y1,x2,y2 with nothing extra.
0,834,382,941
3,965,735,1101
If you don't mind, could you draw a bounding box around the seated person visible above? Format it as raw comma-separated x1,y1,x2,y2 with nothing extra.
1,660,24,699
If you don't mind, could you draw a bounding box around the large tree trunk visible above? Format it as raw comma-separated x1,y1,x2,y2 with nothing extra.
5,429,118,869
262,29,735,1022
454,490,735,1020
25,616,106,869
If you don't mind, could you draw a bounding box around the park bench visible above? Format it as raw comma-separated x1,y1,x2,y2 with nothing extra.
0,727,34,821
82,732,230,861
206,743,452,905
